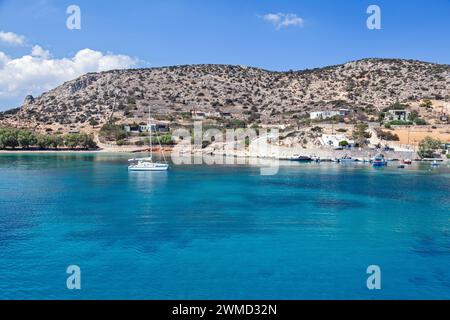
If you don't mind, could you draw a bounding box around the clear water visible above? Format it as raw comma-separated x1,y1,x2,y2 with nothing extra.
0,153,449,300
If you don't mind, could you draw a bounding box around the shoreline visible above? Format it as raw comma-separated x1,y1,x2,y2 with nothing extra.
0,148,447,163
0,146,173,154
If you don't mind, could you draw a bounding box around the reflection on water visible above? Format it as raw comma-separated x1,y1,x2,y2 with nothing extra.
128,171,168,188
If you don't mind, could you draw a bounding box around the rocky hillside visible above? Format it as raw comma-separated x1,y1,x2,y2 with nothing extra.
1,58,449,130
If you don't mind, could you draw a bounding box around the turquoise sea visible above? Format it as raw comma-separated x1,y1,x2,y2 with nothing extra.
0,153,449,300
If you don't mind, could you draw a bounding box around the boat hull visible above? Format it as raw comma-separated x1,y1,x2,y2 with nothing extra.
291,158,313,162
339,159,356,163
372,162,387,167
128,164,169,172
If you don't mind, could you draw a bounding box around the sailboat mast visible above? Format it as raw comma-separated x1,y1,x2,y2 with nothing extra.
149,104,152,157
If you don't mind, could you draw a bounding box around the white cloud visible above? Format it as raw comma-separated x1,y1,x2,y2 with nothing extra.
0,52,10,67
0,47,138,108
31,45,50,59
263,13,304,30
0,31,26,46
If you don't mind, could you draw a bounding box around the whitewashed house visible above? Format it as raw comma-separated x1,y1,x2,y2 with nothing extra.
310,111,341,120
319,134,355,148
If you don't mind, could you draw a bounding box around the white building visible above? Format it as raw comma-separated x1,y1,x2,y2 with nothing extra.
386,110,410,121
191,111,206,120
310,109,351,120
221,112,232,119
310,111,341,120
319,134,355,148
139,124,157,132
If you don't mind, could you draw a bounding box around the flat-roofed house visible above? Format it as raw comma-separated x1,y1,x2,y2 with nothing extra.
191,110,206,120
139,124,157,132
310,111,340,120
221,112,232,119
387,110,410,121
319,134,355,148
155,123,170,133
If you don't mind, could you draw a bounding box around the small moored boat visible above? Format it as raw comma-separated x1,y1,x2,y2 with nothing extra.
372,155,387,167
431,160,441,167
287,155,313,162
403,159,412,165
128,105,169,172
128,157,169,171
338,156,356,163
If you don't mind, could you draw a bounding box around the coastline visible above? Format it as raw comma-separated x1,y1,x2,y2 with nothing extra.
0,148,172,155
0,149,104,154
1,148,447,163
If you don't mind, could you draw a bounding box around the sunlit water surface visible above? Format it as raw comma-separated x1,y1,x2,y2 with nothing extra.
0,153,449,299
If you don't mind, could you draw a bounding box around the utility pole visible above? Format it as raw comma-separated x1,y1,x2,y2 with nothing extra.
407,125,411,146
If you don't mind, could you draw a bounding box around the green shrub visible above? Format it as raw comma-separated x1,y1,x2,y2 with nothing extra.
224,119,247,129
420,99,433,109
89,118,99,128
116,140,127,146
375,129,400,141
156,134,174,145
414,118,427,125
387,120,413,126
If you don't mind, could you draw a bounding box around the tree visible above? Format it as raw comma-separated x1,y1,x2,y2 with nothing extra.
17,130,37,149
408,110,419,122
418,137,441,158
0,128,97,150
64,134,80,149
339,140,349,147
352,123,372,146
49,135,64,149
0,128,19,149
36,135,52,149
78,133,97,149
89,118,99,128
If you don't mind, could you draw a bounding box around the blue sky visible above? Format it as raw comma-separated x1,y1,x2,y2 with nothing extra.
0,0,449,109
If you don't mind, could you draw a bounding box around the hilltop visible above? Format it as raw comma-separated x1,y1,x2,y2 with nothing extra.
1,58,449,132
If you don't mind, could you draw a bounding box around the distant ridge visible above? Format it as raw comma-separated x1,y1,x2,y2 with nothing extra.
1,58,449,128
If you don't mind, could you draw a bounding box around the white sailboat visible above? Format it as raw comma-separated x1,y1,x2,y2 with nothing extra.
128,105,169,172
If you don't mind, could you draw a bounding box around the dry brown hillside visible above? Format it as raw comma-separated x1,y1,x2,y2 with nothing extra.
1,58,449,130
